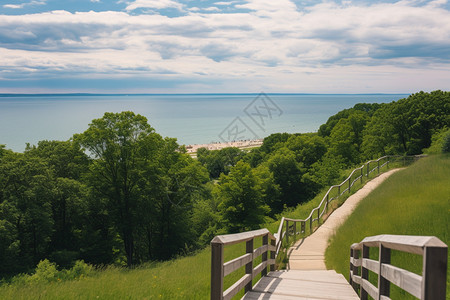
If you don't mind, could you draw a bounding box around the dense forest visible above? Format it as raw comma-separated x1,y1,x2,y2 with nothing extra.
0,90,449,279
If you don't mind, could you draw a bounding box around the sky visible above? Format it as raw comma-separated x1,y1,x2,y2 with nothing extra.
0,0,449,94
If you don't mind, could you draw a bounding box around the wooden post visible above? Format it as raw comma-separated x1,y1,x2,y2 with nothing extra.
309,217,312,234
360,168,363,184
270,239,275,271
377,160,380,174
367,162,370,177
348,177,351,193
317,208,320,225
293,221,297,242
285,220,289,246
349,248,353,287
245,239,254,293
211,242,224,300
422,246,448,300
378,244,391,298
361,245,369,300
338,185,341,196
262,234,268,277
351,248,360,291
326,193,329,213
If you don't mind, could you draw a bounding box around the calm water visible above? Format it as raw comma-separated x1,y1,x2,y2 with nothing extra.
0,94,408,152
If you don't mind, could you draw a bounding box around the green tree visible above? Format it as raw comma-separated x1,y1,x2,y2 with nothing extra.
285,134,327,167
197,147,244,178
216,161,269,233
75,111,162,266
266,148,308,207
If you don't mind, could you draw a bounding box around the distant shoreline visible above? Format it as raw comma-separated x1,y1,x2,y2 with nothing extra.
185,139,264,154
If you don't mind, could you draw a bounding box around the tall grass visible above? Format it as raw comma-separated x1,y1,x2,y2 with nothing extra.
325,154,450,299
0,237,264,299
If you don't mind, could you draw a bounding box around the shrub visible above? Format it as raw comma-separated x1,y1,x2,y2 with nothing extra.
442,132,450,153
62,260,93,280
28,259,58,283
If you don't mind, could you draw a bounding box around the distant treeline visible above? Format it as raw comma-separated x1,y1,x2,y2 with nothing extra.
0,90,449,279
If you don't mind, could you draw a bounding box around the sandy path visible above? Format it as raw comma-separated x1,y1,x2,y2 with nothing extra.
288,169,401,270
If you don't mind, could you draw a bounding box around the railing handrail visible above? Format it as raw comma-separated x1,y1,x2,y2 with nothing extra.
274,155,396,254
211,228,275,246
349,234,448,300
211,155,424,298
211,229,276,300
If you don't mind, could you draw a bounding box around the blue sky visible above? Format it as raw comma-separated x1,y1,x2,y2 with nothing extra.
1,0,449,93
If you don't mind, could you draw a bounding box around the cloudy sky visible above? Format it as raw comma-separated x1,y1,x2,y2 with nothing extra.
0,0,449,93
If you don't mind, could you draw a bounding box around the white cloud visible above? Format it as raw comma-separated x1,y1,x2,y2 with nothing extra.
214,1,239,5
0,1,449,93
125,0,184,11
3,1,46,9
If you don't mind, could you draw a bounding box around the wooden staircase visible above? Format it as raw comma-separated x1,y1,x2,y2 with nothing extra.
242,270,359,299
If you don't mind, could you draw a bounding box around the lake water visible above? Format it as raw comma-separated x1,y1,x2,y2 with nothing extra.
0,94,408,152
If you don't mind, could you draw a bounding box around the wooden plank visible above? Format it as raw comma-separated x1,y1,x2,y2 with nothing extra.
223,253,252,277
422,246,448,300
251,271,359,299
253,244,268,259
211,229,271,246
361,278,378,300
351,274,361,285
223,274,251,300
360,235,447,255
243,291,357,300
381,264,422,299
378,245,391,299
245,239,253,293
350,257,361,267
362,258,379,274
262,234,268,277
252,261,268,278
210,242,224,300
380,296,391,300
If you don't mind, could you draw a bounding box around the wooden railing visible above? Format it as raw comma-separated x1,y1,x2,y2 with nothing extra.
272,155,426,257
210,155,424,298
210,229,276,300
350,235,448,300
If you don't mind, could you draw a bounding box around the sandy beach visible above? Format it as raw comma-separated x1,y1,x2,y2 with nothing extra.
185,139,263,153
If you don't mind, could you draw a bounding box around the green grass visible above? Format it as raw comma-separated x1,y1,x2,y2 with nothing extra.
0,237,266,300
325,154,450,299
0,156,433,299
263,157,404,266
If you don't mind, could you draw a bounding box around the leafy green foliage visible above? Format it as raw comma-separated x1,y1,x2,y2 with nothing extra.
197,147,244,178
1,91,448,282
442,132,450,153
362,90,450,157
216,161,270,233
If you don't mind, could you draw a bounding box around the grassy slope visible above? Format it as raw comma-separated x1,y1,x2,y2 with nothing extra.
325,154,450,299
2,157,447,299
0,239,263,300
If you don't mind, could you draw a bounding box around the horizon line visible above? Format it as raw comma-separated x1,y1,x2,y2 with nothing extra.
0,92,412,97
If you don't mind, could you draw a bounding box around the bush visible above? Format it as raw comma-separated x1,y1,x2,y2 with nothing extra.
62,260,93,280
423,127,450,154
442,133,450,153
28,259,58,283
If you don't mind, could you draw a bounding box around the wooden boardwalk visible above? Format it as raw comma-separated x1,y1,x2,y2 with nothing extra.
241,171,399,299
242,270,359,299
